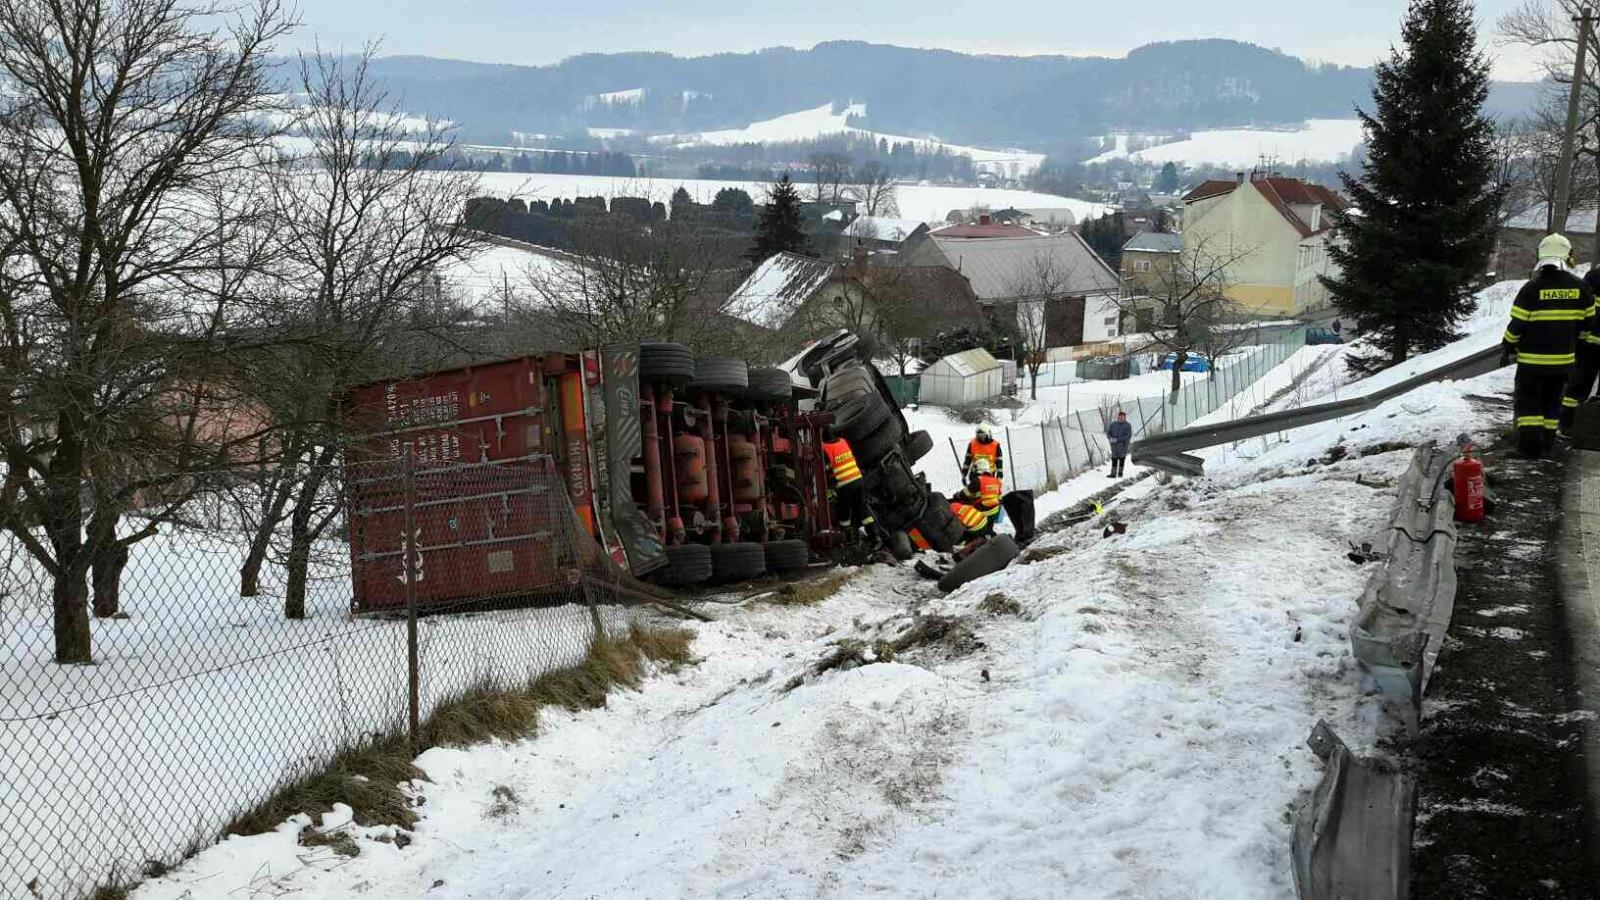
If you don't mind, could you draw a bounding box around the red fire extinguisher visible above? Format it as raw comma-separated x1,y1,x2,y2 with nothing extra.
1454,442,1486,524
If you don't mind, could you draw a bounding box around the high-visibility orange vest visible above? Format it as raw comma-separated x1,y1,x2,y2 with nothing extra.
823,438,862,486
950,500,988,532
968,437,1001,472
907,528,932,551
977,474,1003,514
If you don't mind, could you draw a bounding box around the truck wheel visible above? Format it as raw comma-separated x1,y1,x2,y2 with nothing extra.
639,342,695,386
651,543,713,586
748,368,793,401
710,542,766,582
763,539,809,574
937,535,1020,592
830,393,893,444
885,530,914,561
690,357,749,393
904,429,933,464
915,492,963,552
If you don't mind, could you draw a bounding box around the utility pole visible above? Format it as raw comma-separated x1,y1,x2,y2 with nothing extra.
1554,6,1595,234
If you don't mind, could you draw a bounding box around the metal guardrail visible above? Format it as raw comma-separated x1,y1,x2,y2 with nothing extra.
1130,345,1502,476
1291,720,1416,900
1349,446,1458,733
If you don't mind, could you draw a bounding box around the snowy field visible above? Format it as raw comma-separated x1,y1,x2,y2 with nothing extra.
1087,119,1365,167
130,329,1516,898
660,102,1047,177
462,171,1104,226
1,519,623,900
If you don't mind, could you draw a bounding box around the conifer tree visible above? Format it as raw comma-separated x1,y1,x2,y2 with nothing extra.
1322,0,1501,373
746,174,812,265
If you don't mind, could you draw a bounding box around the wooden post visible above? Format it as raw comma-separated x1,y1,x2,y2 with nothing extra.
403,447,421,755
1555,6,1594,233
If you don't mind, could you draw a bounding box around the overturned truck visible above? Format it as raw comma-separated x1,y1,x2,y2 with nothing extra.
339,332,965,613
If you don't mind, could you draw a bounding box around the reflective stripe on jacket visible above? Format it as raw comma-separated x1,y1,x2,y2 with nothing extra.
823,438,862,486
977,475,1003,514
1504,268,1595,367
950,501,988,532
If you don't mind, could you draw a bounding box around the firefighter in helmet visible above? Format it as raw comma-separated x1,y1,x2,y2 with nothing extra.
822,424,873,541
963,424,1004,483
959,456,1003,527
1503,233,1596,457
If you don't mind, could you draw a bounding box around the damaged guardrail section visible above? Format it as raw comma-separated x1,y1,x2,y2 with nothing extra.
1291,721,1416,900
1349,445,1458,731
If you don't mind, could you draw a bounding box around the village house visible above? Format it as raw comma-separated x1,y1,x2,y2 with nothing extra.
896,223,1123,347
1180,172,1348,317
1118,231,1183,330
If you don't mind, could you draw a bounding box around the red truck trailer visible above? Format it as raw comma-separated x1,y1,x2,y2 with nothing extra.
342,343,839,614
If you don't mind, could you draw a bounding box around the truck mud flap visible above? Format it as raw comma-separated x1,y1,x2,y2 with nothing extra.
937,535,1020,592
602,344,667,575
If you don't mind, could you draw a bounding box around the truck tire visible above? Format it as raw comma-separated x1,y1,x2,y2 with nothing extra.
916,492,964,552
691,357,749,393
639,342,695,386
710,541,766,582
884,530,914,561
763,539,809,574
937,535,1020,592
830,393,893,444
748,367,793,401
904,429,933,464
850,416,904,467
652,543,712,586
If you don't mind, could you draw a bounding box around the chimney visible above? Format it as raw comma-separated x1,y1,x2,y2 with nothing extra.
1235,172,1245,184
979,214,991,226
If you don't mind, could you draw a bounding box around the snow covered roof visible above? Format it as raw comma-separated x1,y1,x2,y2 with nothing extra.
1505,203,1600,235
842,215,926,243
1123,232,1182,254
926,347,1001,377
923,232,1122,302
726,252,836,330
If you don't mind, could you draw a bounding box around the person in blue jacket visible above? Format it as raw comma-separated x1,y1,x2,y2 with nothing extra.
1106,411,1133,477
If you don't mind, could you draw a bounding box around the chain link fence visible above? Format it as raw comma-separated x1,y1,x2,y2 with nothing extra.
1,455,639,900
999,328,1309,492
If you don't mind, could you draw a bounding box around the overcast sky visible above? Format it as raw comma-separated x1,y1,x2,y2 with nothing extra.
285,0,1549,81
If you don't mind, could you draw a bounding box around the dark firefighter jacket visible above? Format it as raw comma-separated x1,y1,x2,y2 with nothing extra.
1504,267,1597,367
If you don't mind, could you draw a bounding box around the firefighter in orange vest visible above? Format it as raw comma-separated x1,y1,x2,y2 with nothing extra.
959,456,1003,526
963,424,1004,483
822,425,874,540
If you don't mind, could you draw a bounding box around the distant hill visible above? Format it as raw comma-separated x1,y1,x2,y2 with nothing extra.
338,40,1544,148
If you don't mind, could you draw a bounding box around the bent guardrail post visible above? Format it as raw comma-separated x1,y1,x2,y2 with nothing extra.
1349,446,1458,733
1130,345,1501,476
1291,720,1416,900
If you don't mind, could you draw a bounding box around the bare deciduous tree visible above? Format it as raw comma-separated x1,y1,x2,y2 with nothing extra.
848,161,899,217
0,0,295,663
1005,252,1080,400
232,48,482,619
807,152,852,205
1105,236,1260,401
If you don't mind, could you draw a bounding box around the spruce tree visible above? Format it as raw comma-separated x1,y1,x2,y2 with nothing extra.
746,174,812,266
1154,162,1180,194
1322,0,1501,374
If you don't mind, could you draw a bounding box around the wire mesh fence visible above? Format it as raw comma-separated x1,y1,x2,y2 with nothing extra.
999,328,1309,492
0,454,638,900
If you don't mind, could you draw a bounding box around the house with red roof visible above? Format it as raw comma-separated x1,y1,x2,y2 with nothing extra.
1181,171,1349,317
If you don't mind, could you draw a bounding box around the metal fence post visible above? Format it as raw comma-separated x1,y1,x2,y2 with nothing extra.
1058,418,1075,473
403,447,421,755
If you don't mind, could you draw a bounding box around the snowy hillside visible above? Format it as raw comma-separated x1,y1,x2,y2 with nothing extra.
661,103,1048,178
1088,119,1365,167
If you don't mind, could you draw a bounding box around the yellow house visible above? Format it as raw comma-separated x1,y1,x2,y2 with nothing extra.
1181,173,1348,317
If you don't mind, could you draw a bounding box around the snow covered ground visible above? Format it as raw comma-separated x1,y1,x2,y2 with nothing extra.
463,171,1104,227
132,333,1515,898
115,282,1531,900
662,103,1047,178
1088,119,1365,167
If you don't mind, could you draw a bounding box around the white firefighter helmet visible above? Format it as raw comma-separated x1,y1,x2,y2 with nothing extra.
976,424,992,439
974,457,993,475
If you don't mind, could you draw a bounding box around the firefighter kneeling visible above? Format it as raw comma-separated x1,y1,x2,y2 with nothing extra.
822,426,875,543
958,456,1003,530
